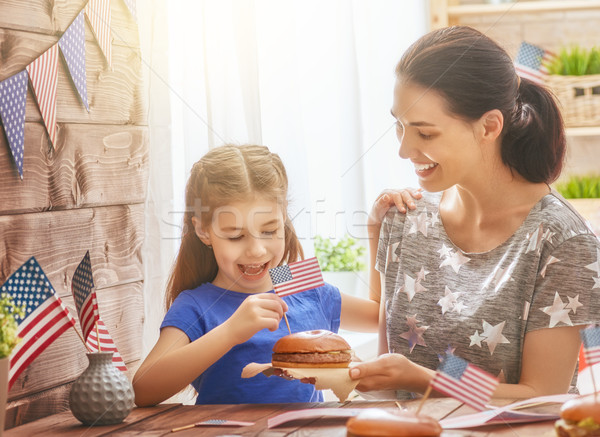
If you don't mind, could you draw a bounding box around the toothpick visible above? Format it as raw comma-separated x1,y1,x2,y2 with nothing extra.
96,321,101,352
171,423,195,433
283,314,291,335
416,385,432,416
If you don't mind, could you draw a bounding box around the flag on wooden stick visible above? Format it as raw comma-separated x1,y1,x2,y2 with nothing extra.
581,325,600,367
269,257,324,297
1,257,76,389
86,318,127,371
71,251,99,342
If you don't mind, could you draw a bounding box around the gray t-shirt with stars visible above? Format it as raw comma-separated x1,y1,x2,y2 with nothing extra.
376,190,600,396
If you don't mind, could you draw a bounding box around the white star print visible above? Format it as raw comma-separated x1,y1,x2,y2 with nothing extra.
593,277,600,289
416,267,429,282
388,242,400,263
437,244,452,259
400,314,429,353
399,273,427,302
525,223,544,254
541,292,573,328
481,320,510,355
522,301,531,321
566,295,583,314
585,249,600,276
407,211,429,237
437,286,464,315
540,256,560,278
469,330,484,347
429,211,440,227
440,250,470,274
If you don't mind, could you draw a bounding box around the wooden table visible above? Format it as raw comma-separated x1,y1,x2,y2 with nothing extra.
5,397,561,436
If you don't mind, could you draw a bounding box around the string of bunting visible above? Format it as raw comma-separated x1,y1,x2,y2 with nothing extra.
0,0,137,180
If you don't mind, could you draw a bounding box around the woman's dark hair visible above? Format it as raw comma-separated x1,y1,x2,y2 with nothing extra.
396,26,565,184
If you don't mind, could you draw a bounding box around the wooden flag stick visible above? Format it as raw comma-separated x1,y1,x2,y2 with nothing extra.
96,321,101,352
283,313,291,335
73,326,92,352
416,385,433,416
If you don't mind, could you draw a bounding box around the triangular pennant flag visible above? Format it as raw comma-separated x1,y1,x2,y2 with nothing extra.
0,257,77,389
85,0,112,67
26,44,59,148
0,70,28,179
122,0,136,20
71,251,100,342
58,11,89,111
86,318,127,371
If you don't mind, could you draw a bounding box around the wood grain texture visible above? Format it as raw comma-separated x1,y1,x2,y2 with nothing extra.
0,123,148,214
8,281,143,400
0,204,145,290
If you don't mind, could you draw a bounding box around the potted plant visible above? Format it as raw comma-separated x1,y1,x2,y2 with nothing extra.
555,174,600,235
0,294,24,433
314,234,367,297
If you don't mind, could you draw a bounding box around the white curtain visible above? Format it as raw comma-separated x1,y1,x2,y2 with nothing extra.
139,0,426,368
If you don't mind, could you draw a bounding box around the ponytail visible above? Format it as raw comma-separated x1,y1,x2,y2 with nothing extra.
502,78,566,183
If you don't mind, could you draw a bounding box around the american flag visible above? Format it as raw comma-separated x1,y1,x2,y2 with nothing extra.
26,44,59,148
431,354,498,411
514,42,556,86
581,325,600,366
1,257,76,389
86,318,127,371
85,0,112,67
0,70,28,179
269,257,324,297
71,251,99,342
58,11,89,111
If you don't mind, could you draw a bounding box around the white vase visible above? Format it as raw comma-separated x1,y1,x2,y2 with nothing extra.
0,356,7,436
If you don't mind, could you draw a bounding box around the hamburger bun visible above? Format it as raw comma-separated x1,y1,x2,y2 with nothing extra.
555,394,600,437
272,330,352,368
346,408,442,437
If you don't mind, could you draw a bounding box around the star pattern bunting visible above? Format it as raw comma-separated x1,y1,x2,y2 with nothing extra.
26,45,59,148
59,11,89,111
0,70,28,179
1,257,76,389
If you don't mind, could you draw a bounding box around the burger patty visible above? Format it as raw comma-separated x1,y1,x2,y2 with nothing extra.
272,351,352,364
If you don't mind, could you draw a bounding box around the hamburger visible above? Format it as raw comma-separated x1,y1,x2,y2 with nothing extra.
346,408,442,437
556,394,600,436
271,330,352,368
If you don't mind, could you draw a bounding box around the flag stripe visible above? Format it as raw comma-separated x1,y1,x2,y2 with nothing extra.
269,257,325,297
432,374,488,410
86,319,127,371
85,0,112,66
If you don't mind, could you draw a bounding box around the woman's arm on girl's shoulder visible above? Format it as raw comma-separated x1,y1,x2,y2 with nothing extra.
340,293,379,332
133,293,288,406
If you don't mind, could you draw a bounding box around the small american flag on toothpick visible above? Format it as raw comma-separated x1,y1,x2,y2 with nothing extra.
581,325,600,367
269,257,324,297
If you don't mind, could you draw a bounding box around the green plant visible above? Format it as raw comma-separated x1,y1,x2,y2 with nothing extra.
313,235,366,272
0,293,24,359
555,175,600,199
544,46,600,76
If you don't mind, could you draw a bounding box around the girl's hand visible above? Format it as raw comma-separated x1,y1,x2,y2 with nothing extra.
224,293,289,344
368,188,423,229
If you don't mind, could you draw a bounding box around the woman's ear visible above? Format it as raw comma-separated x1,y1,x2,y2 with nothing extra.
191,216,211,246
479,109,503,141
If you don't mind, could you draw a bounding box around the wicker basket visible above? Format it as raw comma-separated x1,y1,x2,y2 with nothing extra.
545,74,600,127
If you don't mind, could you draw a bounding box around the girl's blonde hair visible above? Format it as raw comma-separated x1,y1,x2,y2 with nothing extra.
165,144,304,309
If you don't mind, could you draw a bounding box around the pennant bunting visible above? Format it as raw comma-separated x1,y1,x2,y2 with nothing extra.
58,11,89,111
0,70,28,179
431,354,498,411
122,0,137,20
581,325,600,366
269,257,324,297
0,257,76,389
514,42,556,86
71,251,99,342
86,318,127,371
26,44,59,148
85,0,112,67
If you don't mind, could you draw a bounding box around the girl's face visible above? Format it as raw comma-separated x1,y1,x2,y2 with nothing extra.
391,79,486,193
196,197,286,294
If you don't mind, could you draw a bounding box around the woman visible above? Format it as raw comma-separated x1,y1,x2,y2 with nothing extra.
350,26,600,399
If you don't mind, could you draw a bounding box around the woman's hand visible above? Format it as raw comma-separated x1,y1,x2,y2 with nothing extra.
349,353,433,394
368,188,423,230
224,293,288,344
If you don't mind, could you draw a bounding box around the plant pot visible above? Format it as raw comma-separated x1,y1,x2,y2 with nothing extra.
0,357,8,436
69,352,134,426
322,271,369,297
569,198,600,235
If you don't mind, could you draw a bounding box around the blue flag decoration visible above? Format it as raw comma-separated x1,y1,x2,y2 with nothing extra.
0,70,28,179
431,354,498,411
1,257,76,389
59,11,89,111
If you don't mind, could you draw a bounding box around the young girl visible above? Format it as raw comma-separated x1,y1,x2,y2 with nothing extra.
133,144,379,406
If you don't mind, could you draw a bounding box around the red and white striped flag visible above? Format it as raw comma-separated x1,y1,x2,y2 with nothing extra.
26,44,59,148
514,42,556,86
268,257,324,297
87,318,127,371
71,251,99,342
431,354,498,411
85,0,112,67
1,257,76,389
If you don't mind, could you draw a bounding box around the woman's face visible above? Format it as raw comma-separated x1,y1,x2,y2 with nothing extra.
391,79,484,193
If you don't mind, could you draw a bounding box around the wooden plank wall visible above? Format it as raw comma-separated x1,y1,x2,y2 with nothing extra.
0,0,148,428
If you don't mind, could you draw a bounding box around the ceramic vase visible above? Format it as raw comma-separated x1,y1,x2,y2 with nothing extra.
69,352,134,425
0,356,8,436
